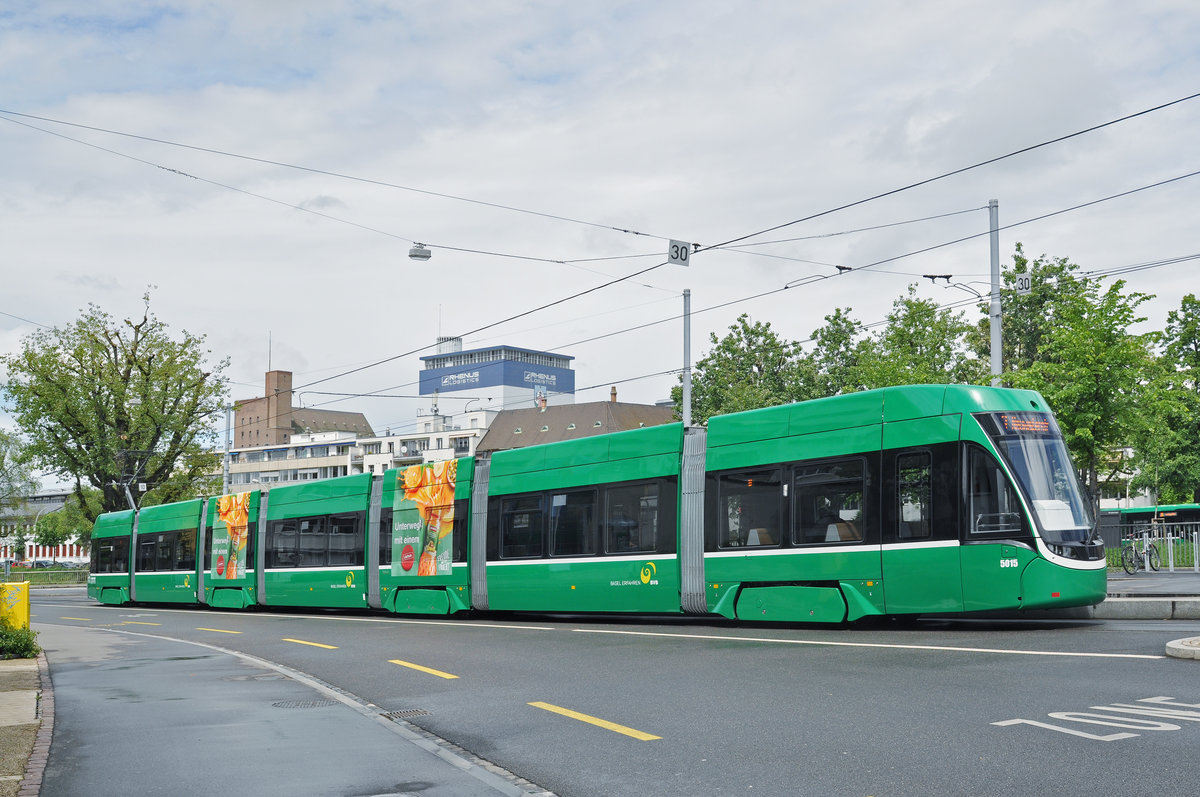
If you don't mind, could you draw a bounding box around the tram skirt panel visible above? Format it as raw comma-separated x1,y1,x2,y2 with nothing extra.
735,585,847,623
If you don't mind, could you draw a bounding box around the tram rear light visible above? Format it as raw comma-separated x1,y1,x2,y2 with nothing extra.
1051,592,1060,598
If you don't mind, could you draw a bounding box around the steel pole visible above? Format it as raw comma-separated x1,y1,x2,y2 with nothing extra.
988,199,1002,386
682,289,692,427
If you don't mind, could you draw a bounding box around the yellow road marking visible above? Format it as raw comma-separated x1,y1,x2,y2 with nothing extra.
60,617,92,621
529,701,661,741
122,621,161,626
282,638,338,649
197,627,242,634
388,659,459,680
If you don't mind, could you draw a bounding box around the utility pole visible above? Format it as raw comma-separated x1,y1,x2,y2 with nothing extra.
988,199,1002,386
682,289,692,427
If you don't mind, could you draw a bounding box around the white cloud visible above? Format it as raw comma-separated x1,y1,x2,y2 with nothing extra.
2,0,1198,428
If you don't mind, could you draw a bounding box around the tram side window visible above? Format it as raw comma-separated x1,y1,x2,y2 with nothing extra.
717,469,782,548
176,529,197,570
550,490,597,556
968,447,1023,536
606,483,660,554
327,513,363,566
452,498,468,563
897,453,932,540
501,495,544,558
267,519,299,567
94,539,130,573
380,508,393,566
297,517,328,567
794,459,865,545
138,538,157,571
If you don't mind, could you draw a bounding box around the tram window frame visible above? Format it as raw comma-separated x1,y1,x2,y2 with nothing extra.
549,489,598,557
500,494,545,559
605,481,664,555
965,444,1025,537
296,516,328,567
792,458,866,546
266,518,299,568
452,498,469,563
896,452,933,540
326,512,363,566
138,537,158,571
715,468,784,549
174,528,197,570
380,507,393,566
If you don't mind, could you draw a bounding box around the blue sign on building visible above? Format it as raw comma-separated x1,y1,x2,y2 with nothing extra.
418,346,575,396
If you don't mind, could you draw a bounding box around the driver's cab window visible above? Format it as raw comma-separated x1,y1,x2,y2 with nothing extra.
967,446,1023,536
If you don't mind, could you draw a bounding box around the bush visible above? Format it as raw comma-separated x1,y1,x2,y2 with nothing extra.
0,617,40,659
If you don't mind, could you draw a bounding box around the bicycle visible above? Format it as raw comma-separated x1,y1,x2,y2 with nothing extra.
1120,536,1161,575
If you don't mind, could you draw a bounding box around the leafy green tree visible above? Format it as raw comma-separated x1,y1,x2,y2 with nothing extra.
34,490,101,553
1,294,228,523
968,243,1092,377
673,314,805,424
857,285,988,388
1007,278,1157,510
0,429,37,513
1130,294,1200,503
801,308,865,397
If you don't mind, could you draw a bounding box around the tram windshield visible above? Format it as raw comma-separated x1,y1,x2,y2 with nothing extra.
974,411,1095,546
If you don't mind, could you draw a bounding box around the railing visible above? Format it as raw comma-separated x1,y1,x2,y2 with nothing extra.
1,567,90,586
1105,522,1199,572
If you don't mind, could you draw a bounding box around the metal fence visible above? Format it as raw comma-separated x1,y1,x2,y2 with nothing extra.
0,567,90,585
1103,521,1200,572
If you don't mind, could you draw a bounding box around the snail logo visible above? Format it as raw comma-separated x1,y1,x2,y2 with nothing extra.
345,572,355,588
640,562,657,585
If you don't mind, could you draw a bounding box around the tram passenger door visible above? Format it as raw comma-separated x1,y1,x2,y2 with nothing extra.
881,448,963,614
960,446,1023,611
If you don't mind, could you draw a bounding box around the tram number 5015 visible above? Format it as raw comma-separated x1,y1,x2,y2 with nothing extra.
999,558,1019,568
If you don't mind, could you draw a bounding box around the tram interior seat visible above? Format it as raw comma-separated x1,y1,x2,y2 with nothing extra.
825,522,860,542
746,528,774,545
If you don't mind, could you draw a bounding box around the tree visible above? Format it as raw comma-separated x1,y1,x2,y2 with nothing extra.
968,243,1092,376
0,429,37,513
856,285,988,389
801,307,865,397
35,489,102,553
1130,293,1200,503
1,294,228,523
1007,278,1157,512
673,314,805,424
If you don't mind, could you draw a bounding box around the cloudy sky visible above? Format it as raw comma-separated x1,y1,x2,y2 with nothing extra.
2,1,1198,441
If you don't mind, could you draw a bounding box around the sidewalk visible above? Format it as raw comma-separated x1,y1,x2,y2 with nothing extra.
18,623,552,797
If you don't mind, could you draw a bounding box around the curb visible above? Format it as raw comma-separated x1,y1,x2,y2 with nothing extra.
1091,596,1200,621
1165,637,1200,661
17,651,53,797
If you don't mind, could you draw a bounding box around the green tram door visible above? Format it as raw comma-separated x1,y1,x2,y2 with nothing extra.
960,446,1024,612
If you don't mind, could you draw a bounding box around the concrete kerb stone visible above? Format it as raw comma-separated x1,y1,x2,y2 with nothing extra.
1165,637,1200,660
1091,597,1200,621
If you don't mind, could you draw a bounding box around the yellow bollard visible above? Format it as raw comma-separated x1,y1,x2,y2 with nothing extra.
1,581,31,630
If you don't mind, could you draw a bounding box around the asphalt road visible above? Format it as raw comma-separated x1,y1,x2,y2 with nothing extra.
32,593,1200,797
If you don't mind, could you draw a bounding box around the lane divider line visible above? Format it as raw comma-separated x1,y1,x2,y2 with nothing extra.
529,701,661,741
121,621,161,626
389,659,459,679
59,617,92,621
573,628,1164,660
197,627,242,634
283,638,338,649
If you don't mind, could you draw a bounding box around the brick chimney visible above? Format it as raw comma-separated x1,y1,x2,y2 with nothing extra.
610,386,617,403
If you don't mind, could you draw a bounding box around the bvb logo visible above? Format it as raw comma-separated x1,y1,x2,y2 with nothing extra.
345,572,355,588
183,575,190,588
640,562,657,584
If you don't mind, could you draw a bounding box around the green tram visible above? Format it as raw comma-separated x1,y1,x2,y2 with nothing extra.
88,385,1106,622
